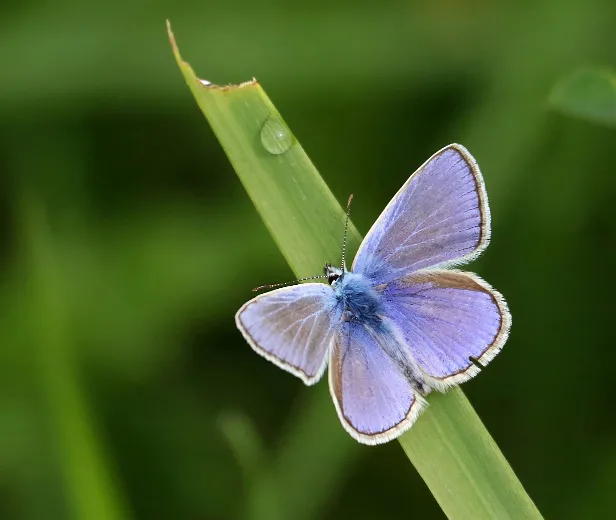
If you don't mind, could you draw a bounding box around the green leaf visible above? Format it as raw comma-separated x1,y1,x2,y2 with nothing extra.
549,68,616,126
168,22,543,520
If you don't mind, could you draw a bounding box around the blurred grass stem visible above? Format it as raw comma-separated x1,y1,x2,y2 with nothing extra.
20,195,130,520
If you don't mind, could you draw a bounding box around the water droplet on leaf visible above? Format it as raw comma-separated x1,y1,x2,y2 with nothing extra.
260,116,294,155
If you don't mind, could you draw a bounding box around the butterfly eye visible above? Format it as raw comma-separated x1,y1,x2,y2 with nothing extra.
328,273,340,285
324,263,342,285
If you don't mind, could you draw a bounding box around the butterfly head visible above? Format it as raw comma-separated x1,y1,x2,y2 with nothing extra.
324,263,344,286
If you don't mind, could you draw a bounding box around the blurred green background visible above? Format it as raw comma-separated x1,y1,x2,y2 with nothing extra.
1,0,615,519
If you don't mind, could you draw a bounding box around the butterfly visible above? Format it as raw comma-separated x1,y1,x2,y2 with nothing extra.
235,144,511,445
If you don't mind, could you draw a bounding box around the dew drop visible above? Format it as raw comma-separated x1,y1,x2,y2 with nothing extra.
260,116,294,155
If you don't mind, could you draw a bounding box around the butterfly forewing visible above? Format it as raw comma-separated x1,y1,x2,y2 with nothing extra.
235,284,342,385
353,144,490,284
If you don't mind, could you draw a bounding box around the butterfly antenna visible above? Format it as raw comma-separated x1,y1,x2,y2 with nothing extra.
252,274,327,292
341,194,353,271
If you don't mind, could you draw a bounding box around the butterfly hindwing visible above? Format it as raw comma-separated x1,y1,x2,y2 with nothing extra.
381,269,511,387
235,283,342,385
353,144,490,284
328,319,426,445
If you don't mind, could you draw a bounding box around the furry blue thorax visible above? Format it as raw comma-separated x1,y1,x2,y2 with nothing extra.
332,272,382,324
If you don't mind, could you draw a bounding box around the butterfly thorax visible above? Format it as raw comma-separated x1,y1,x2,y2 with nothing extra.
332,272,382,325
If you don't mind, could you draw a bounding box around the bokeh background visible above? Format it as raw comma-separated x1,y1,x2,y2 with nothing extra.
1,0,615,519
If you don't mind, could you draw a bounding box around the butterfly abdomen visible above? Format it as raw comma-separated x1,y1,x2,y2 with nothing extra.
335,272,382,325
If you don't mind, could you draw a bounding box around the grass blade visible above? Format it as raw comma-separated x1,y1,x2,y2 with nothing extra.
401,388,540,518
168,22,543,520
167,21,360,275
20,196,130,520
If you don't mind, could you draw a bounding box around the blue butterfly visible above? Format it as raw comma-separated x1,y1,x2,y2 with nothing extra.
236,144,511,445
